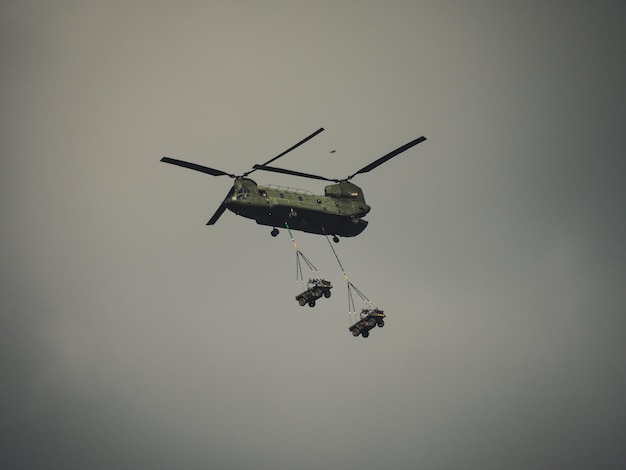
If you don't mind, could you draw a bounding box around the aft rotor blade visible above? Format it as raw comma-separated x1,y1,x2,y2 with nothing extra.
347,136,426,179
252,164,336,182
245,127,324,176
161,157,235,178
207,202,227,225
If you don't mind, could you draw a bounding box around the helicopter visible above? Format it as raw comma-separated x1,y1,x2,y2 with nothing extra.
160,128,426,241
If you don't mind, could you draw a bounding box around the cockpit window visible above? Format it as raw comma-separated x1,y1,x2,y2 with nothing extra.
235,188,250,200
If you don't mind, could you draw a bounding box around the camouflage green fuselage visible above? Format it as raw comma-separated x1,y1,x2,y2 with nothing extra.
225,178,371,237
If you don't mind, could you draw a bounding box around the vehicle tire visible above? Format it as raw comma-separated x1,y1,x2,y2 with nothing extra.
352,329,360,337
323,291,331,298
378,319,385,328
308,300,316,307
362,330,369,338
298,298,306,306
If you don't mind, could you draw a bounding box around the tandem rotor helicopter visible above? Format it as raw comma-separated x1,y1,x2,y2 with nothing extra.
160,128,426,241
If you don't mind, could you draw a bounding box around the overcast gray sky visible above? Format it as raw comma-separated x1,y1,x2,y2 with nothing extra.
2,1,625,469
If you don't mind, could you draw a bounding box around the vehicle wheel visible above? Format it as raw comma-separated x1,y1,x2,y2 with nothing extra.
333,235,340,243
352,329,360,337
314,288,322,297
362,330,369,338
367,318,376,327
323,291,331,298
377,319,385,328
298,298,306,306
271,228,279,237
308,300,316,307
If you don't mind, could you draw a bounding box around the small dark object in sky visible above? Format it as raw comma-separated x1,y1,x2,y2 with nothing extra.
330,150,336,153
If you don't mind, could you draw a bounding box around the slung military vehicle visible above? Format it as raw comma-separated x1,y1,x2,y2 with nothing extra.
295,278,333,307
349,308,386,338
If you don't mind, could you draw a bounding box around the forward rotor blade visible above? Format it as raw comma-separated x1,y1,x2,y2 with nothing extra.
161,157,235,178
262,127,324,166
347,136,426,179
207,202,227,225
245,127,324,176
207,186,236,225
252,164,336,182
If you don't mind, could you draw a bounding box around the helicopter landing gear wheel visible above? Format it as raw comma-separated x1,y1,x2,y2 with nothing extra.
333,235,340,243
323,291,331,298
271,228,279,237
361,330,369,338
308,300,316,307
298,298,306,306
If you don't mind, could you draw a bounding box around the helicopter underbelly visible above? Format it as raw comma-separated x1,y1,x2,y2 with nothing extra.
226,203,368,237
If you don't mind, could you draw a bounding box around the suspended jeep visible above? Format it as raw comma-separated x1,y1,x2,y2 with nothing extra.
296,278,333,307
349,307,385,338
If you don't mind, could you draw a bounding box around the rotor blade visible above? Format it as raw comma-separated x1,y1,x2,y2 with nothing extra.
244,127,324,176
252,164,336,182
161,157,235,178
206,202,227,225
347,136,426,179
262,127,324,166
207,186,236,225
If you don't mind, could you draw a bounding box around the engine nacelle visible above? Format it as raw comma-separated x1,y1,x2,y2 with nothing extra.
324,182,366,203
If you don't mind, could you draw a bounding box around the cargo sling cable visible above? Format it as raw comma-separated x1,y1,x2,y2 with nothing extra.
322,229,372,325
285,223,318,284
